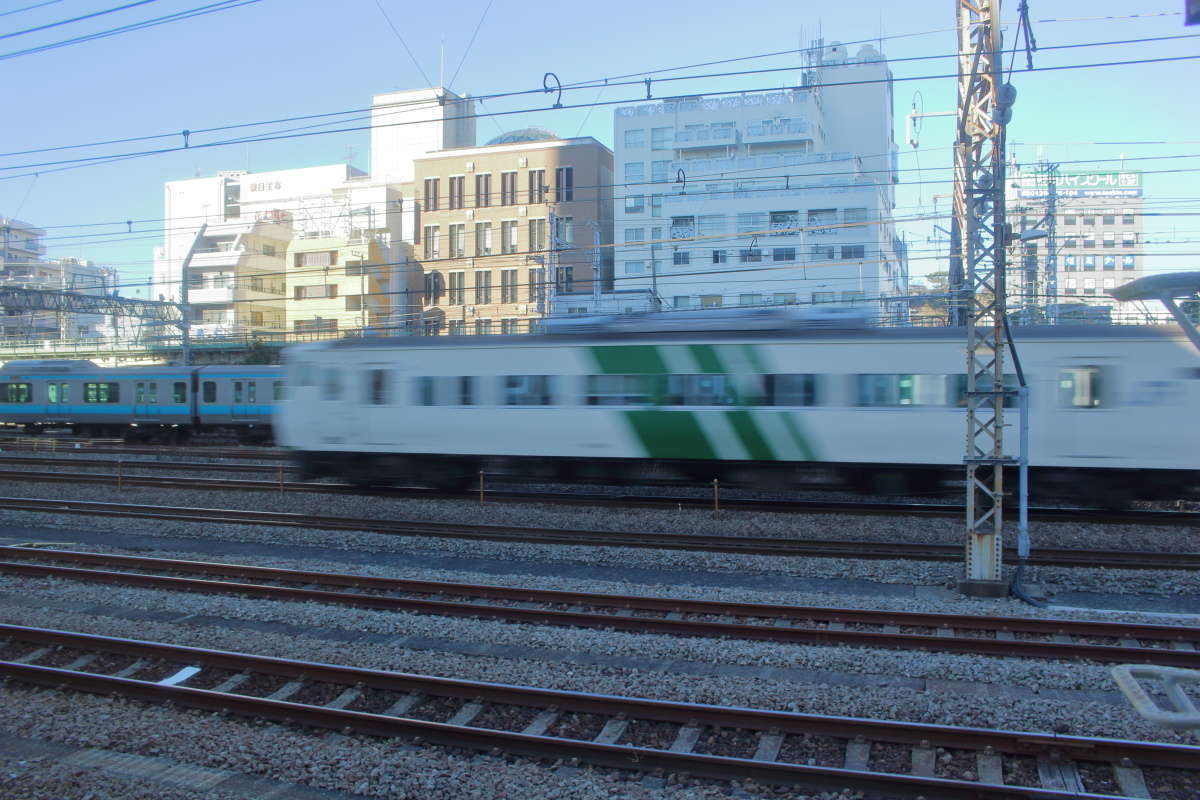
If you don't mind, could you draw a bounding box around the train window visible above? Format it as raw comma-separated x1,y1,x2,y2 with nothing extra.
857,374,958,407
47,383,57,403
273,381,284,401
84,382,119,403
366,370,388,405
1058,367,1107,408
459,376,476,405
202,381,216,403
296,363,316,386
3,383,31,403
60,383,70,403
148,383,158,404
585,375,653,406
504,375,554,405
173,382,187,403
136,382,145,403
764,374,816,406
322,368,342,401
233,382,244,403
949,374,1018,408
247,382,257,403
415,377,436,406
664,375,736,406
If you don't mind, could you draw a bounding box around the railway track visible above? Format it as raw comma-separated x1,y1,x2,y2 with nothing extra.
1,624,1196,799
0,441,285,460
0,460,1197,528
0,496,1192,571
3,546,1198,667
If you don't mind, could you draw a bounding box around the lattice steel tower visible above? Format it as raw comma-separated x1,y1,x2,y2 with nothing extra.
954,0,1014,595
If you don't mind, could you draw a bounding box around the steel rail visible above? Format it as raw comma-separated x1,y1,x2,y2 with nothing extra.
0,496,1191,571
0,463,1195,528
1,624,1196,799
3,546,1198,667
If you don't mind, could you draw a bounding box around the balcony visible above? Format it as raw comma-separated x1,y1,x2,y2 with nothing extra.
188,286,234,304
669,225,696,241
744,120,811,144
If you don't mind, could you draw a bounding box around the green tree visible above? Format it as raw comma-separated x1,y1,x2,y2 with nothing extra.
242,338,276,364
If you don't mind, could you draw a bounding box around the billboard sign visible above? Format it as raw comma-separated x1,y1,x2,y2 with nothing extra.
1017,171,1142,199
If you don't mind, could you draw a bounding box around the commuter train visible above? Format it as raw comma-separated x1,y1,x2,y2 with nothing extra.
0,360,280,443
278,315,1200,503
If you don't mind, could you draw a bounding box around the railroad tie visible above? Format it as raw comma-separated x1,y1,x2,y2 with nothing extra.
669,724,702,754
935,628,954,638
976,750,1003,784
447,700,484,726
910,745,936,778
12,646,51,664
1120,638,1141,648
827,621,845,631
324,688,362,710
111,659,147,679
1036,756,1085,794
772,618,792,628
1052,634,1073,645
753,731,784,762
665,611,684,621
1171,641,1196,651
63,654,98,671
1112,760,1151,798
593,717,628,745
614,608,634,618
843,738,871,771
522,708,559,736
995,631,1015,641
212,673,250,694
883,625,900,635
266,681,304,702
384,692,422,717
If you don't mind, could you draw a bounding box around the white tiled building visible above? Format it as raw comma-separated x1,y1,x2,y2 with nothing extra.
605,42,908,319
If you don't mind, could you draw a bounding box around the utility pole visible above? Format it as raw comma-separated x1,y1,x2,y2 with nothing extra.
547,207,559,318
955,0,1014,597
1042,162,1059,323
178,223,207,366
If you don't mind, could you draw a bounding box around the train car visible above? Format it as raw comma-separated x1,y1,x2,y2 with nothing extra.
278,321,1200,503
0,359,281,443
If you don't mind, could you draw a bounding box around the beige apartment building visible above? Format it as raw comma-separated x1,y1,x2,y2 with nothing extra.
184,219,291,338
412,131,613,335
285,235,414,336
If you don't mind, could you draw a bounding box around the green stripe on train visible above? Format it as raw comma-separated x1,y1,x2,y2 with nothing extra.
780,412,817,461
687,344,724,374
623,410,717,460
725,410,775,461
589,346,668,374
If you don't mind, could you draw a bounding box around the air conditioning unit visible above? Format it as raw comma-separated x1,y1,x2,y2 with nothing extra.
518,304,527,313
466,161,475,172
467,306,476,316
518,206,527,216
466,210,474,220
518,157,528,168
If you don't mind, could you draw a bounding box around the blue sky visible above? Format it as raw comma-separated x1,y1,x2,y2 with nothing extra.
2,0,1197,296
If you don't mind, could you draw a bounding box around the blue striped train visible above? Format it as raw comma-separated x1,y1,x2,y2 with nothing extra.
0,359,281,443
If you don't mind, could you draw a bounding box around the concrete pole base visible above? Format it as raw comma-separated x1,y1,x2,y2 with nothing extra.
958,579,1009,598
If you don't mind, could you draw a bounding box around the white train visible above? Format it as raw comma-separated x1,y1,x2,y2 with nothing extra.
278,319,1200,503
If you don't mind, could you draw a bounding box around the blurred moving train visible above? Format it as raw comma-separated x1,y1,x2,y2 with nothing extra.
0,360,280,442
279,317,1200,503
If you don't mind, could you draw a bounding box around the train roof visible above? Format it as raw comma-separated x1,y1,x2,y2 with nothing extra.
293,324,1191,354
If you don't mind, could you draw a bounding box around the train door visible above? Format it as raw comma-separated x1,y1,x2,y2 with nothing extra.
134,381,160,421
46,381,72,422
1046,360,1118,460
360,365,392,445
231,380,256,421
319,365,350,444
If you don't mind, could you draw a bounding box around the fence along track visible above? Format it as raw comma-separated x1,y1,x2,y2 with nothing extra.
1,624,1196,799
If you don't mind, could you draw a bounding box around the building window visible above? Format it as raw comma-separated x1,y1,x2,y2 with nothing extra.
557,266,574,293
501,269,518,303
501,220,518,254
1122,209,1135,225
528,268,545,301
739,293,763,306
651,127,670,149
650,194,663,217
737,212,767,234
624,261,645,275
1083,234,1096,248
1122,255,1135,270
623,129,645,148
423,178,439,211
624,194,645,213
700,295,723,308
625,162,644,184
475,319,492,336
807,208,837,228
500,171,518,205
448,176,465,210
422,225,440,259
296,251,335,268
650,160,670,183
474,270,493,304
712,250,727,264
448,272,465,305
1103,255,1116,270
1083,255,1096,270
1064,237,1077,248
345,294,362,311
501,318,520,335
554,216,574,246
772,247,796,262
774,292,797,305
448,223,466,258
739,248,763,263
1102,232,1115,248
528,169,545,203
1064,255,1077,270
812,291,835,303
1102,213,1115,225
769,210,799,235
293,284,338,300
841,245,866,259
475,173,491,207
673,296,690,309
529,218,546,251
1122,231,1135,247
670,215,695,240
555,166,574,202
1063,214,1077,225
474,221,493,256
843,207,869,228
424,272,443,304
673,250,690,266
448,320,465,335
